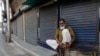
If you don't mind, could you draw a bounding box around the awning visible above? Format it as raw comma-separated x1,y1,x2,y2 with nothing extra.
22,0,51,7
20,0,53,12
13,0,55,19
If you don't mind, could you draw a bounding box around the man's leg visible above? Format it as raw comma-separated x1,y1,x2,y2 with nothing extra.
65,48,70,56
62,48,67,56
57,47,65,56
57,47,61,56
62,29,71,56
57,46,65,56
62,29,71,43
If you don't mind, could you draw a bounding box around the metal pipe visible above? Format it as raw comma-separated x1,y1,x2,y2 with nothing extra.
22,12,26,41
6,0,11,42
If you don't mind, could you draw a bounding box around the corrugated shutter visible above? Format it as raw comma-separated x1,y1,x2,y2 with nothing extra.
11,21,14,34
17,15,23,39
14,20,17,35
39,5,58,44
11,20,17,35
12,21,15,35
60,1,98,51
25,9,38,45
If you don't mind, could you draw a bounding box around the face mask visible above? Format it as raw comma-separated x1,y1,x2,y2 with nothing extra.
60,26,65,30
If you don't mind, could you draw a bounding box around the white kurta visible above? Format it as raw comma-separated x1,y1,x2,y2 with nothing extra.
62,29,71,44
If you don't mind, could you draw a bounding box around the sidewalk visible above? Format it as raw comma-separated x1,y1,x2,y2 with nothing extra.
0,31,33,56
11,34,97,56
11,34,56,56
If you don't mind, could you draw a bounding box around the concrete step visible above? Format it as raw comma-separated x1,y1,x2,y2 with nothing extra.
11,34,56,56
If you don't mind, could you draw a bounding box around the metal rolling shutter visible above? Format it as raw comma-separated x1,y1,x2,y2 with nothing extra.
11,21,14,34
39,5,58,44
17,15,23,39
14,20,17,35
25,9,38,45
60,1,98,50
11,20,17,35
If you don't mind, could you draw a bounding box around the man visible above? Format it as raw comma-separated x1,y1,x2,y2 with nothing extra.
55,19,75,56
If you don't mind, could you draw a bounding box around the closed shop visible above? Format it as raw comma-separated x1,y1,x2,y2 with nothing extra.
25,8,38,45
17,15,23,39
11,20,17,35
39,4,58,47
11,21,14,34
60,0,98,51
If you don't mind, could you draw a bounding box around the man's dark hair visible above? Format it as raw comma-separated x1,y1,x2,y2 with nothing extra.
59,18,66,23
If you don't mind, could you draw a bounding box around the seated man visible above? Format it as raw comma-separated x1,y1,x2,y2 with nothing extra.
46,18,75,56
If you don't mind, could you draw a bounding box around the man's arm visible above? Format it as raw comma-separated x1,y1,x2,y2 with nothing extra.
55,29,62,46
68,26,75,43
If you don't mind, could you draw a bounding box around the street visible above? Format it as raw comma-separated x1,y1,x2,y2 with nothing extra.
0,28,34,56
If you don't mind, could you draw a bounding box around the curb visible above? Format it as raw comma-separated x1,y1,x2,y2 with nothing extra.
12,38,40,56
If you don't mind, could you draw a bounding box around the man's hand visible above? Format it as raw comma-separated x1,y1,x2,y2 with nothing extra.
56,40,62,46
56,39,71,49
66,42,70,49
62,44,66,48
57,41,63,48
62,42,70,49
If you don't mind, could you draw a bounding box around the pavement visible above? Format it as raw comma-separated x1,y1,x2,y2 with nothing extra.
0,29,34,56
11,34,56,56
11,34,98,56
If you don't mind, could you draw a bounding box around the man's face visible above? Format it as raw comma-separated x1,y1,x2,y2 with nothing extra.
59,20,65,27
